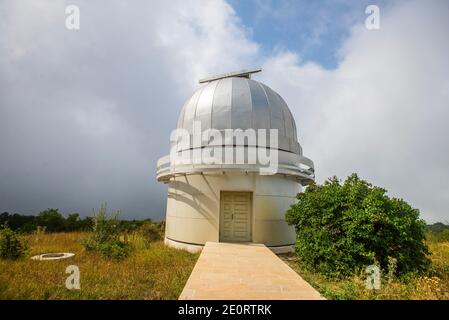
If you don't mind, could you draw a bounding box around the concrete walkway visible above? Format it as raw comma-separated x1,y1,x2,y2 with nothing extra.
179,242,324,300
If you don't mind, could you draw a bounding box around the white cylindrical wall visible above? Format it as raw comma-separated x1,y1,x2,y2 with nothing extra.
164,172,300,247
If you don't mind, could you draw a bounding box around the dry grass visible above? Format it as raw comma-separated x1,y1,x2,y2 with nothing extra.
2,231,448,300
282,240,449,300
0,232,199,299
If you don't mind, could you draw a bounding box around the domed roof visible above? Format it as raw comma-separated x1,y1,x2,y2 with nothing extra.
176,73,301,154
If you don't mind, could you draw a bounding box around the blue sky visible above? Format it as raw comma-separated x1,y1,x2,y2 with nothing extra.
228,0,391,69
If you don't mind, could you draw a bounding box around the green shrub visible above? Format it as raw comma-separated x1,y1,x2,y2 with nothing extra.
286,174,430,278
426,222,449,233
0,225,28,259
84,239,131,260
36,208,65,232
138,221,164,243
426,228,449,243
81,204,131,259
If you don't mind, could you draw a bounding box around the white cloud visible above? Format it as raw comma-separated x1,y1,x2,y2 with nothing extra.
0,0,259,217
261,0,449,222
1,0,448,223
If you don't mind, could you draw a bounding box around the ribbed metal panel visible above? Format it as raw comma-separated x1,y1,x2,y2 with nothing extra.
211,78,232,130
261,83,285,137
183,86,203,133
195,81,218,131
249,80,270,130
231,77,252,130
177,77,301,154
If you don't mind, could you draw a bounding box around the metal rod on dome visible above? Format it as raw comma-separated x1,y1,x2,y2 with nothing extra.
198,68,262,84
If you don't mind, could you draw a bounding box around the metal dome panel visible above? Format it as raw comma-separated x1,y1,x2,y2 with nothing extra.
231,77,252,130
211,77,232,130
176,76,301,154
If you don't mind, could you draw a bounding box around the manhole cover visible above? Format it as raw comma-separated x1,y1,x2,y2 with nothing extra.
31,252,75,260
42,253,64,258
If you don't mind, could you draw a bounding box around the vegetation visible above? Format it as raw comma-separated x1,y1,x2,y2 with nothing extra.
0,209,159,234
0,232,198,299
0,204,184,299
282,232,449,299
81,205,134,259
0,225,28,260
0,209,93,233
284,173,448,299
0,192,447,300
426,223,449,243
137,221,165,243
286,174,430,278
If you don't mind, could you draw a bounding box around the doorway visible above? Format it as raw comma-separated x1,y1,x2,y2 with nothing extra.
219,191,252,242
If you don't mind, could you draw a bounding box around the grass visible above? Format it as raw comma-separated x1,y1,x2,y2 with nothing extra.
2,231,448,300
0,232,199,299
282,239,449,300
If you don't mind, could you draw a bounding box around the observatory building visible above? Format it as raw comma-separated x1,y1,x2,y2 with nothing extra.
156,69,314,253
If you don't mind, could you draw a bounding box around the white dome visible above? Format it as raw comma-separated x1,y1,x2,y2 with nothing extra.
176,76,302,155
157,70,315,252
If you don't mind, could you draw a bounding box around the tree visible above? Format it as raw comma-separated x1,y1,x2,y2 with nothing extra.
81,204,131,259
0,212,36,231
65,213,81,231
36,209,65,232
0,225,28,259
286,174,430,278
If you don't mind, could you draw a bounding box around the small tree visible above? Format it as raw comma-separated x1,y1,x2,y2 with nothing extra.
81,204,131,259
0,225,28,259
286,174,429,278
138,221,164,243
36,208,65,232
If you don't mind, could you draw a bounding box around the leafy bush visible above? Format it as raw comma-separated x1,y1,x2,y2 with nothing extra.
426,228,449,243
81,205,131,259
94,241,131,260
36,208,65,232
426,222,449,233
286,174,430,278
0,225,28,259
65,213,93,232
137,221,165,244
0,212,35,231
1,211,94,233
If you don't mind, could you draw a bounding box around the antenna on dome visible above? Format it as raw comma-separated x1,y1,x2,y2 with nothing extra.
198,67,262,84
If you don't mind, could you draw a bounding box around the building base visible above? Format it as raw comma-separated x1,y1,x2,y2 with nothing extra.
164,237,294,254
164,237,204,253
267,245,295,254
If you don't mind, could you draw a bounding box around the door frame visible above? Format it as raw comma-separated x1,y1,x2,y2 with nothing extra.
219,190,253,243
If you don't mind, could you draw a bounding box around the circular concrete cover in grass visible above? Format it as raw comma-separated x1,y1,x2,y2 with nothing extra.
31,252,75,260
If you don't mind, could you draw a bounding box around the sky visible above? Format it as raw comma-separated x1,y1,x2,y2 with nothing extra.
0,0,448,223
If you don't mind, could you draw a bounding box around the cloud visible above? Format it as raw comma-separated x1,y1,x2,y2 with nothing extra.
1,0,448,223
237,0,387,68
0,0,259,218
260,0,449,222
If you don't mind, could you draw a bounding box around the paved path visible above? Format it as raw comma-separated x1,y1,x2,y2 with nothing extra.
179,242,324,300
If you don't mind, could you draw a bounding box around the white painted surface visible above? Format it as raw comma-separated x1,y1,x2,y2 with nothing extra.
165,172,299,247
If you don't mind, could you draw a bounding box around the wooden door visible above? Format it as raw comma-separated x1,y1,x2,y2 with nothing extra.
220,191,252,242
